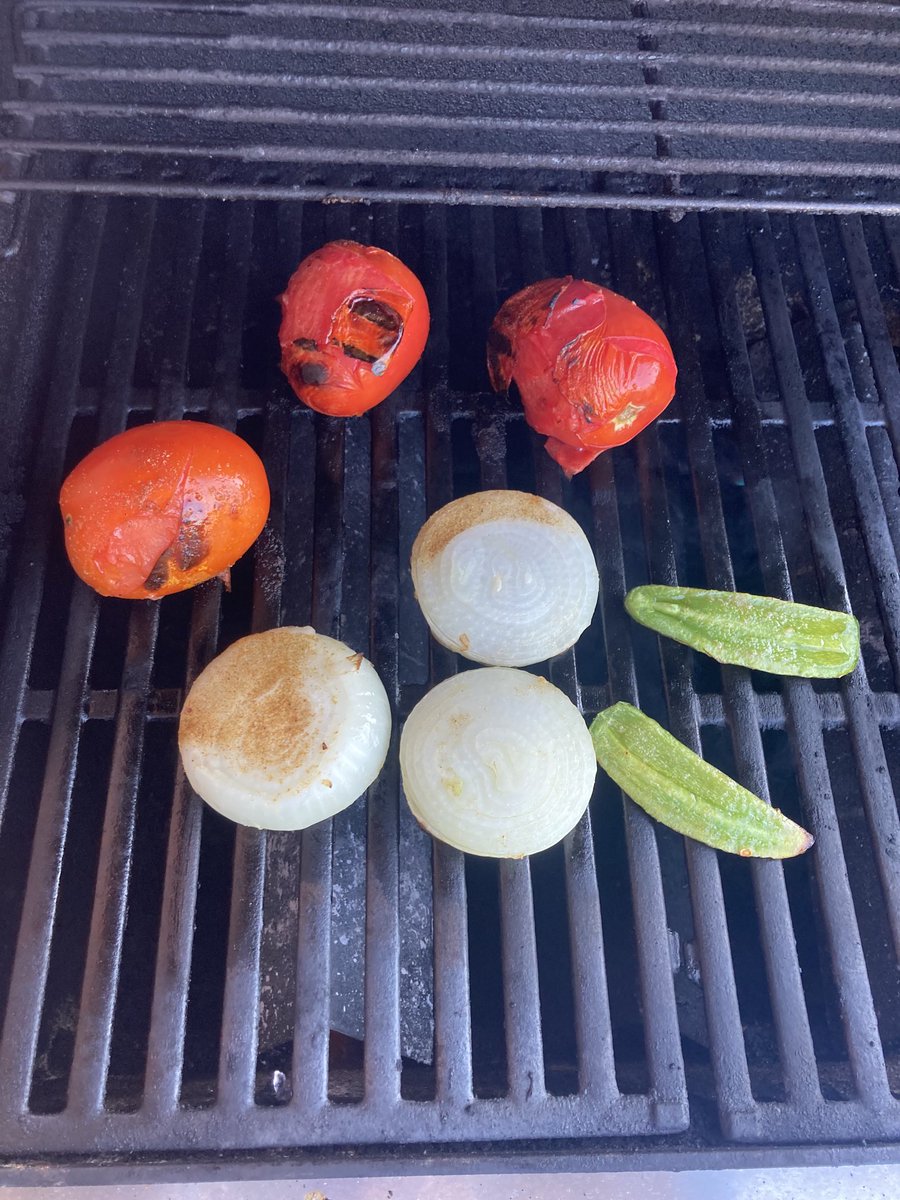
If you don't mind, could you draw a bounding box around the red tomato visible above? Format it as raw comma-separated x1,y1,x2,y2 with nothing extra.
59,421,270,600
488,278,677,476
279,240,429,418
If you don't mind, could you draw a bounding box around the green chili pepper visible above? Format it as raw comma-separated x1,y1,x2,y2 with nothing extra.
626,586,859,678
591,703,814,859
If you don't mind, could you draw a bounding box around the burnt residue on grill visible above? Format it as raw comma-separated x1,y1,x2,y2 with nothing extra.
0,189,900,1167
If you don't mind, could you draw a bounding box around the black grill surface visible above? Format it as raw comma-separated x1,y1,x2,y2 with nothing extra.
0,196,900,1169
1,0,899,213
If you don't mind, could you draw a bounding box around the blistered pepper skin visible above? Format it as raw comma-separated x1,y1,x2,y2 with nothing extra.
626,586,860,679
487,278,677,476
591,703,814,859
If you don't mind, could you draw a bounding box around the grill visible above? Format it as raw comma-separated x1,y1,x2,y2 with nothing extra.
2,0,900,213
1,0,900,1181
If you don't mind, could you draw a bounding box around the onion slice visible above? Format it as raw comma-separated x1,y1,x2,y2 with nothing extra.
179,626,391,830
400,667,596,858
411,490,599,667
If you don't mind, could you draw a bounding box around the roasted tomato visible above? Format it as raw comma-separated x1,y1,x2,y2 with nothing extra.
279,240,429,417
59,421,270,600
488,278,677,476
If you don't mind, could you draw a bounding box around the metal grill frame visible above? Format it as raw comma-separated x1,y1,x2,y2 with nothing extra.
0,194,899,1175
1,0,900,215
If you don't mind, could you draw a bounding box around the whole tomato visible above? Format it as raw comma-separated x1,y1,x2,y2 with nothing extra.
59,420,270,599
488,278,677,476
279,240,429,418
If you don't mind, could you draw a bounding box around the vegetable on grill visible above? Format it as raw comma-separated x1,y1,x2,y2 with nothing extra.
487,277,677,476
59,420,270,600
410,489,599,667
625,586,860,678
400,667,597,858
279,240,429,417
590,702,814,859
179,626,391,830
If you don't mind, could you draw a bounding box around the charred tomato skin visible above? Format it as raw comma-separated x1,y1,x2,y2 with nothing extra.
488,277,677,476
279,240,430,417
59,420,270,600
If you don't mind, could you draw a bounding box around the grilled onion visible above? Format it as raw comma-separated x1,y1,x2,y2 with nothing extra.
399,667,596,858
179,626,390,830
411,490,599,667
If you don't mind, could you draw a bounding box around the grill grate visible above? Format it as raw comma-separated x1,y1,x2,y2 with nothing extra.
1,0,899,213
1,195,900,1165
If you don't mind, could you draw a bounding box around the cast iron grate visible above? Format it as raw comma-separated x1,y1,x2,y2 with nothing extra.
1,0,899,213
0,195,899,1162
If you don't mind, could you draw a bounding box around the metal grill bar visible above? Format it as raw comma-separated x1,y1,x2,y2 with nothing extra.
251,410,294,1106
422,205,475,1113
363,400,402,1109
472,213,547,1109
2,181,896,216
13,67,900,112
588,461,690,1115
581,213,690,1123
0,195,71,592
10,109,900,147
655,0,898,15
5,140,898,184
432,842,472,1107
657,215,822,1111
13,1,900,45
561,807,617,1103
524,219,619,1102
840,218,900,457
25,679,900,731
792,216,900,962
794,219,900,673
1,586,99,1113
609,209,761,1129
286,411,349,1108
218,833,265,1112
214,203,269,1116
65,199,159,1114
26,397,900,434
885,218,900,281
14,0,900,18
0,196,108,1114
282,395,333,1115
304,228,367,1058
747,216,897,1118
17,30,898,78
139,202,212,1115
840,217,900,676
498,862,546,1104
290,820,332,1114
139,611,211,1115
0,198,104,829
66,601,160,1112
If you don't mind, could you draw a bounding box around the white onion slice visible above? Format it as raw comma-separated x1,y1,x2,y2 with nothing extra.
400,667,596,858
179,626,391,830
411,490,599,667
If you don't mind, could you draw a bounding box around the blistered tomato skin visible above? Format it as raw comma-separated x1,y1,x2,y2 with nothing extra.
59,421,270,600
279,240,430,418
488,277,677,476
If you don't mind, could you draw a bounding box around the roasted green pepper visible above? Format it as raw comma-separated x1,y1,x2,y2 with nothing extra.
590,702,814,859
625,586,859,678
